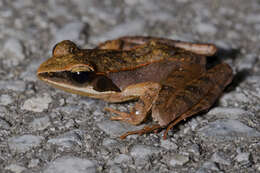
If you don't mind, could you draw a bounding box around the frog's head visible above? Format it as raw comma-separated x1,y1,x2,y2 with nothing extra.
37,40,95,74
37,40,120,95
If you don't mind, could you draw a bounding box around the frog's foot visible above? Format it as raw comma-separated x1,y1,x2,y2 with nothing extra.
120,124,161,139
105,107,146,125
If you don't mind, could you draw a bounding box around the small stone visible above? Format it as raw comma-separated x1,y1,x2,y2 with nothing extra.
196,161,219,173
22,93,52,112
0,118,11,129
169,154,189,167
130,144,160,160
188,118,199,131
196,23,217,35
187,144,200,156
97,120,144,138
219,92,251,106
29,116,50,131
1,38,25,66
47,130,84,148
201,161,219,171
43,156,97,173
130,144,160,166
160,139,178,150
108,154,132,165
0,94,13,105
235,152,250,163
102,138,119,148
5,164,26,173
0,81,26,92
109,165,122,173
198,119,260,141
8,135,44,153
206,107,253,120
211,152,231,165
28,159,40,168
256,164,260,171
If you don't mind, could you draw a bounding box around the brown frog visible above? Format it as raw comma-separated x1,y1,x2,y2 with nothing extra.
37,36,233,139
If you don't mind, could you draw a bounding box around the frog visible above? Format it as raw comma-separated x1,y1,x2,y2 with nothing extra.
37,36,233,139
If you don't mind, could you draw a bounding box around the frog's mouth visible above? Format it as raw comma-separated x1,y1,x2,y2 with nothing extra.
37,70,121,93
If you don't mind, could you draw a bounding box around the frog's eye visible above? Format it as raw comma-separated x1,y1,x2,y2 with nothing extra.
70,71,96,84
52,40,79,57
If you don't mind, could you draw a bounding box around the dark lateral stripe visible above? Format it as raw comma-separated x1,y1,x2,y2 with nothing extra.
198,76,211,83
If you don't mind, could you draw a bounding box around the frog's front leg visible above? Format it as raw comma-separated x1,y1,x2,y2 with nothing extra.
105,82,161,125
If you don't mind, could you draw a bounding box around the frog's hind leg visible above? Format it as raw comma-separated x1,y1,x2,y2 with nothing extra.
163,85,222,139
163,63,233,139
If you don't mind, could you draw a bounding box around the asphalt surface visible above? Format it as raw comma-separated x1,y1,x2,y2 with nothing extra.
0,0,259,172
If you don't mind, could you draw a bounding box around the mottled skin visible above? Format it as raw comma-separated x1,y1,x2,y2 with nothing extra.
37,36,233,139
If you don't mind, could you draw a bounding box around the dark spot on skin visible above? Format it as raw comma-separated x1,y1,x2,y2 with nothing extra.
176,94,193,107
185,85,201,95
199,76,211,83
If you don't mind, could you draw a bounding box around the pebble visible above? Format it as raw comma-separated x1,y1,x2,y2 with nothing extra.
0,80,26,92
43,156,97,173
5,164,26,173
256,164,260,172
1,38,25,66
0,118,11,129
196,23,217,35
109,165,123,173
211,152,231,166
130,144,160,160
196,162,219,173
206,107,253,120
108,154,132,165
22,93,52,112
47,130,84,148
97,120,144,138
201,161,219,171
160,139,178,150
8,135,44,153
187,144,200,156
0,94,13,105
169,154,189,167
235,152,250,163
245,14,260,24
198,119,260,141
219,92,251,106
29,116,50,131
28,159,40,168
102,138,119,148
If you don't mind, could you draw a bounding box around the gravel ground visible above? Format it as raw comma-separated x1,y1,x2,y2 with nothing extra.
0,0,260,173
